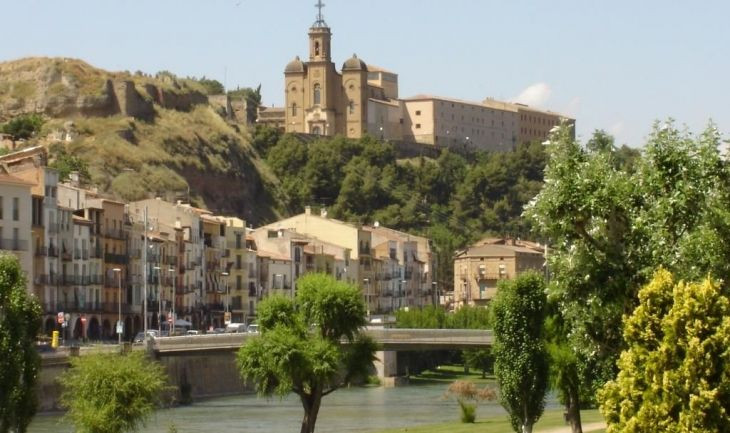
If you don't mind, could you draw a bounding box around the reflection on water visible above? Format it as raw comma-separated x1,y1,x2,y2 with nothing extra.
30,384,560,433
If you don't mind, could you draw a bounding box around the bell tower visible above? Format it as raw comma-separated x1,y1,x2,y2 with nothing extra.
309,0,331,62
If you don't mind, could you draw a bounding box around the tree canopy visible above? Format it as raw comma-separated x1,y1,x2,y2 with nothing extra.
599,269,730,433
526,120,730,428
493,272,549,433
0,114,44,140
58,351,168,433
0,254,42,433
237,273,377,433
263,132,549,292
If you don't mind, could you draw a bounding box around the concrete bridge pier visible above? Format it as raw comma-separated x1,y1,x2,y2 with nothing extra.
374,350,408,387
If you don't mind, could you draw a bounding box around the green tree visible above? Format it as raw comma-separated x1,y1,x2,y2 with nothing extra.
194,76,225,95
599,269,730,433
1,114,44,140
462,348,493,378
0,254,42,433
49,145,91,183
237,273,378,433
58,351,168,433
525,121,730,431
493,272,549,433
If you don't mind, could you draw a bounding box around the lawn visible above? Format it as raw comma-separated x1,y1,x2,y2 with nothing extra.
375,408,604,433
376,365,605,433
408,364,495,386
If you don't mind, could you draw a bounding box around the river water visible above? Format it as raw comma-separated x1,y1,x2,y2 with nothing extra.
29,384,561,433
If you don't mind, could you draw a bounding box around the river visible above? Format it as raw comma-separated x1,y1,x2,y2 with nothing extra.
29,383,561,433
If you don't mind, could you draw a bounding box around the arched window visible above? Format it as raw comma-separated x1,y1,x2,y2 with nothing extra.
291,103,297,116
313,84,321,105
349,100,355,114
315,41,320,56
312,126,321,135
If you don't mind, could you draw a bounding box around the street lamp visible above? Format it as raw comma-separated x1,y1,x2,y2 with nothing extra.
363,278,370,321
153,266,161,334
112,268,122,345
168,267,176,336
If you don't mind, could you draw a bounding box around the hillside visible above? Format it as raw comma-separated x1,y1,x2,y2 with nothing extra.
0,57,282,223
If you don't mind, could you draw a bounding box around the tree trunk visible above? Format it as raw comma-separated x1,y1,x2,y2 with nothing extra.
522,423,533,433
299,390,324,433
566,386,583,433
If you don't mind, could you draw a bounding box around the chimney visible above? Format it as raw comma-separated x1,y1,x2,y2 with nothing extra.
305,206,312,216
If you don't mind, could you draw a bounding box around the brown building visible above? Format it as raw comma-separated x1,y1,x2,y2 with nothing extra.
453,238,544,308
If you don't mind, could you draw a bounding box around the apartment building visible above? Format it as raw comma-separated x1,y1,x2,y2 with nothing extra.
0,173,34,292
256,207,434,314
221,217,253,323
453,238,544,308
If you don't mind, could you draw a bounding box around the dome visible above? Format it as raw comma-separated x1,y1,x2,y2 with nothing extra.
342,54,367,71
285,56,306,74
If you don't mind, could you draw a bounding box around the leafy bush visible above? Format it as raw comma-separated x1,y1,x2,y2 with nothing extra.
1,114,44,140
59,351,168,433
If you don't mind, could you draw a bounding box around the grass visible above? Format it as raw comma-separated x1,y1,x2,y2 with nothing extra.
409,364,494,386
375,408,604,433
389,365,605,433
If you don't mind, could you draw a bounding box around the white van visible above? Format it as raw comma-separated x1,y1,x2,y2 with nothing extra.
225,323,247,333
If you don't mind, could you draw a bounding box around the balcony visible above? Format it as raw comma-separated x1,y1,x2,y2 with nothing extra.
104,253,128,265
35,274,57,285
104,276,128,288
61,249,72,261
0,238,28,251
55,301,104,313
104,228,128,240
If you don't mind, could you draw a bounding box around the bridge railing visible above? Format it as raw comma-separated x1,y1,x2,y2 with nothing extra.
151,328,494,353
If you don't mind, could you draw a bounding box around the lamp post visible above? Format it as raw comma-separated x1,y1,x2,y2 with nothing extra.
432,281,438,306
112,268,122,345
153,266,161,334
363,278,370,321
169,267,176,335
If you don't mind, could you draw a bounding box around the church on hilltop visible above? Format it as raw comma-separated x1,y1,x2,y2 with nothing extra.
281,1,399,139
259,1,574,153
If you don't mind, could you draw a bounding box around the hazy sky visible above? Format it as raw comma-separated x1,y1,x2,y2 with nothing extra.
2,0,727,147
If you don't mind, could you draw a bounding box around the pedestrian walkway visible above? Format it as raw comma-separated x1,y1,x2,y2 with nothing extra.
537,421,606,433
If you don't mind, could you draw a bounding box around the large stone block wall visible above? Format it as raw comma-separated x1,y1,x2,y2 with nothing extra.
156,350,249,400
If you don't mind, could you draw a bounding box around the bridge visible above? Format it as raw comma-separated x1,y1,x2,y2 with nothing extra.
150,328,494,353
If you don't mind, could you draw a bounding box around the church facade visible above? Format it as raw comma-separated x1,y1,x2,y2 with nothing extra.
266,3,574,152
283,10,372,138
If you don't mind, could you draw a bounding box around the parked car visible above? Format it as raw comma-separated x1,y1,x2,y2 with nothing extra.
133,330,159,344
186,330,200,336
247,324,260,334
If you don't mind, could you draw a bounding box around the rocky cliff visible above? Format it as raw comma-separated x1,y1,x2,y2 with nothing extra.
0,57,282,224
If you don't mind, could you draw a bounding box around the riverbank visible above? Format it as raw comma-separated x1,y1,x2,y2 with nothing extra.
374,409,605,433
375,365,605,433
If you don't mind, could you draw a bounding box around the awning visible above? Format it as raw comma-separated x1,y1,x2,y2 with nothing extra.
175,318,193,327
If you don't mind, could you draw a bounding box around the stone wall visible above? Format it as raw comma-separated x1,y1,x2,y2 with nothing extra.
155,350,249,400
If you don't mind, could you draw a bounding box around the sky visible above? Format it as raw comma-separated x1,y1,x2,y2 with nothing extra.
1,0,728,147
